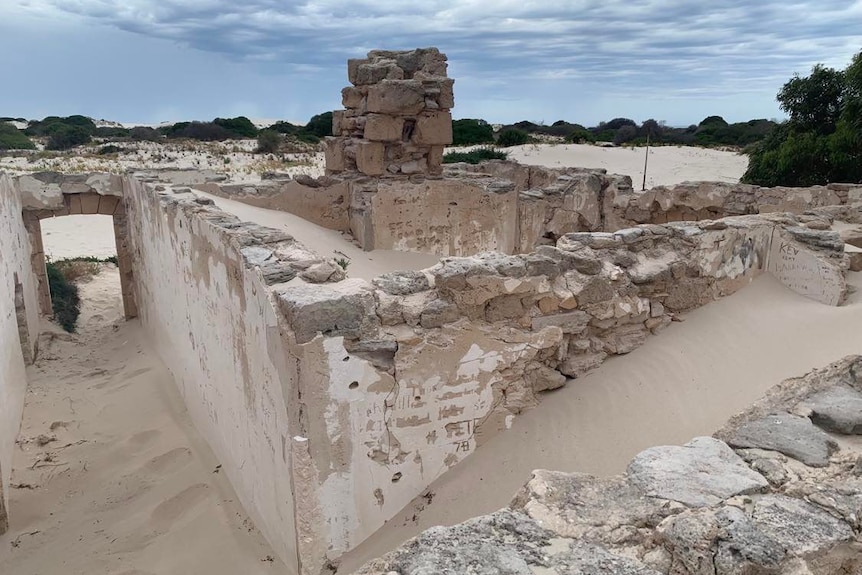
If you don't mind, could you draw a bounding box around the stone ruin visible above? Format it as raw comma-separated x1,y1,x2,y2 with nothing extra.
2,47,862,575
326,48,454,177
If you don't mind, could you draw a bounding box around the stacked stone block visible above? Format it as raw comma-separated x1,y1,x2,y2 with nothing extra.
326,48,454,177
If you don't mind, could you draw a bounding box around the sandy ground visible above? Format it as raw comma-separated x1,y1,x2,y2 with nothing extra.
0,266,286,574
337,270,862,573
194,190,441,280
501,143,748,188
40,215,118,259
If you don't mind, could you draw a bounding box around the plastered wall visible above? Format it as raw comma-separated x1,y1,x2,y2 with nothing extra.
0,174,40,533
122,178,302,571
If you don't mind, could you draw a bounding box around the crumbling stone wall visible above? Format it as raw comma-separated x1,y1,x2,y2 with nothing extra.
357,355,862,575
326,48,453,178
0,174,40,535
278,211,848,566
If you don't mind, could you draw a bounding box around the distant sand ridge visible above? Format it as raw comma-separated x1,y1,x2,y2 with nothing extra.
1,47,862,575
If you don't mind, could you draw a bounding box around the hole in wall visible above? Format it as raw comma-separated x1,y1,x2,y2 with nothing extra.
13,272,32,364
343,356,350,362
349,381,359,390
402,120,416,142
391,472,402,483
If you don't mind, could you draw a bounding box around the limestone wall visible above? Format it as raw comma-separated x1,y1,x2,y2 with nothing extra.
0,174,40,534
122,178,311,570
277,212,848,565
198,178,350,232
349,176,519,255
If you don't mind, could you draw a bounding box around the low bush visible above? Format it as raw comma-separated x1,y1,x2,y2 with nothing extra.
46,260,81,332
256,130,281,153
97,144,125,155
0,123,35,150
452,119,495,145
129,126,162,141
496,129,530,147
46,125,92,150
442,147,507,164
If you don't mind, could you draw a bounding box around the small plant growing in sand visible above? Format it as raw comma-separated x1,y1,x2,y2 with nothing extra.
335,257,350,272
46,259,81,332
442,148,507,164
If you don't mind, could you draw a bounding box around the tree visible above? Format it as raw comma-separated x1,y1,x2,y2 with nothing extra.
613,125,638,145
777,64,845,134
452,118,494,145
744,51,862,187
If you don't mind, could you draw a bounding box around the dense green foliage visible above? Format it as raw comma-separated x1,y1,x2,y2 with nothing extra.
46,125,93,150
497,129,530,147
213,116,258,138
129,126,162,141
256,130,281,153
46,261,80,332
452,118,495,145
443,147,508,164
304,112,333,138
491,115,778,148
0,122,35,150
26,115,96,137
744,51,862,186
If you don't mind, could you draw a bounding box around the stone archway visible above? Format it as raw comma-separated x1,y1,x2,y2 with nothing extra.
19,177,137,320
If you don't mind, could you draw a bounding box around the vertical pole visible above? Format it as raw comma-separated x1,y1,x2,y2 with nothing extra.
642,132,650,191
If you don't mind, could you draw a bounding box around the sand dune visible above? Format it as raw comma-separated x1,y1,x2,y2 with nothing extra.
0,266,285,574
503,143,749,188
336,271,862,572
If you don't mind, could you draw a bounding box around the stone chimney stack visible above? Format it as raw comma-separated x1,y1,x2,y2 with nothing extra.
325,48,454,178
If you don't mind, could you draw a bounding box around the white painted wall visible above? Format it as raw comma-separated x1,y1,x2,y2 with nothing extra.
123,178,300,571
0,174,40,527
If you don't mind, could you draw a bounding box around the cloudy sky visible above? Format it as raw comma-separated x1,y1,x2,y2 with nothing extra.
1,1,860,127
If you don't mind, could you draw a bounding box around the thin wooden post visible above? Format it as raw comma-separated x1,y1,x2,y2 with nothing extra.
642,132,650,191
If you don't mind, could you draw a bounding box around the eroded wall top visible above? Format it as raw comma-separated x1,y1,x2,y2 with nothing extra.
326,48,454,178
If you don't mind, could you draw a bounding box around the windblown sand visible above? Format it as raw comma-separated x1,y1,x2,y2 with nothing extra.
0,266,285,574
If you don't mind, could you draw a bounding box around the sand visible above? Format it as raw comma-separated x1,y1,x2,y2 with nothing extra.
502,143,749,188
336,271,862,572
0,265,286,574
193,190,441,280
40,214,119,259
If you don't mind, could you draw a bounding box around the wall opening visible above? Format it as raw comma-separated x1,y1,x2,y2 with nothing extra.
39,213,126,332
13,272,32,365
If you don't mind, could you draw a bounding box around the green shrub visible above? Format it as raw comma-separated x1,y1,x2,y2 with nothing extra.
0,123,35,150
95,126,131,138
46,261,81,332
496,129,530,147
452,119,495,145
304,112,334,138
46,125,92,150
442,147,508,164
26,115,96,137
256,130,281,153
97,144,125,155
213,116,259,138
129,126,162,141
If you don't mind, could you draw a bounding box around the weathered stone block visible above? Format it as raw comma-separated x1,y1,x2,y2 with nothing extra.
324,138,345,172
332,110,345,136
413,111,452,146
364,114,404,142
355,141,385,176
277,279,377,344
367,80,425,115
342,86,365,109
80,193,101,214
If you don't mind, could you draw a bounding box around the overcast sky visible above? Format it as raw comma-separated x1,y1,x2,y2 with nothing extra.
1,1,860,127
